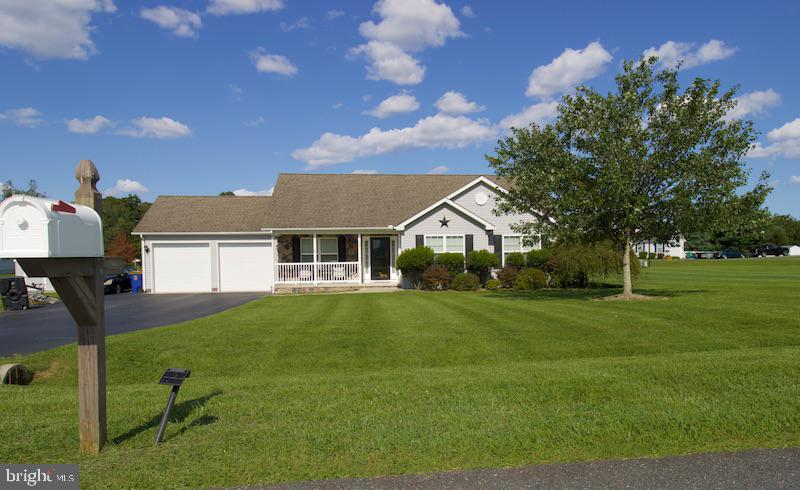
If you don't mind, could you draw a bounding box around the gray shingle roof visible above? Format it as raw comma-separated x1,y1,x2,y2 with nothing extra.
134,173,509,233
133,196,272,233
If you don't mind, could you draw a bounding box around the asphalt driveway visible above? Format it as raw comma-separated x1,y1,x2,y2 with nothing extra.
0,292,266,356
257,448,800,490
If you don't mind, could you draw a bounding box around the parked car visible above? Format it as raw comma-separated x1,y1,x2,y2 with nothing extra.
753,244,790,257
104,271,132,294
716,249,744,259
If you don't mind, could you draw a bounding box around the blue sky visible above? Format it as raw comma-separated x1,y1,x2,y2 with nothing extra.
1,0,798,217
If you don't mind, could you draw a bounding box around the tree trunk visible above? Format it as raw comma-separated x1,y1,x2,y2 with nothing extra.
622,240,633,297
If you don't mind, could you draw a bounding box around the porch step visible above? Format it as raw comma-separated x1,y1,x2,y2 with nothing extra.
274,284,401,295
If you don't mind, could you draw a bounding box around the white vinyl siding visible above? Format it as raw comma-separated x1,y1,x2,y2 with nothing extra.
424,235,464,255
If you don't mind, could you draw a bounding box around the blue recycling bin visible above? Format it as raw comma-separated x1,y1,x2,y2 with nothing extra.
130,272,143,293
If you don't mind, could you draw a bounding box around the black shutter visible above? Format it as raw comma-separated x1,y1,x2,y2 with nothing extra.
291,236,301,262
465,234,473,255
337,236,347,262
494,234,503,263
416,235,424,248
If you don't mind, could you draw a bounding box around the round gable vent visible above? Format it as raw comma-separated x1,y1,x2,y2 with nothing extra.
475,191,488,206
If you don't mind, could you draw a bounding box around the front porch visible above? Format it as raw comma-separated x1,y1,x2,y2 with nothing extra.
274,233,399,285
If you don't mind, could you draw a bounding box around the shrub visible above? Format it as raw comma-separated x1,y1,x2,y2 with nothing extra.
656,253,664,259
466,250,499,284
504,252,526,269
486,279,501,290
495,266,519,289
526,248,552,270
548,242,640,288
397,246,435,288
451,272,480,291
421,265,452,290
514,268,547,290
638,251,648,260
435,252,465,277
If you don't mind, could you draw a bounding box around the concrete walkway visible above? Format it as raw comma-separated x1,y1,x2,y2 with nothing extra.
244,448,800,489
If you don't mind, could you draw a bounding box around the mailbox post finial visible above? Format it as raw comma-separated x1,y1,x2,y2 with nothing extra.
75,159,102,213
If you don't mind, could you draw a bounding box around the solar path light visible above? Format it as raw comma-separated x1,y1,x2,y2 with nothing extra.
155,368,191,445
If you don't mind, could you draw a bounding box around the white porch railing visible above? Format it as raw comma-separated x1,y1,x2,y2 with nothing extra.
276,262,360,284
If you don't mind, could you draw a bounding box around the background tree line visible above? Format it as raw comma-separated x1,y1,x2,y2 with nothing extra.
686,214,800,251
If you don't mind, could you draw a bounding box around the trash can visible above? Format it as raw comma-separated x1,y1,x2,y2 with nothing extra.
130,272,143,293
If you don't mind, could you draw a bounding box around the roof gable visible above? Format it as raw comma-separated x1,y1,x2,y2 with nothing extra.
266,173,509,229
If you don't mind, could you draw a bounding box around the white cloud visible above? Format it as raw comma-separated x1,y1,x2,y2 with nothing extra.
435,91,485,114
207,0,283,15
230,84,243,98
352,169,379,174
789,176,800,185
67,115,111,134
325,9,345,20
359,0,463,51
141,6,202,38
349,41,425,85
232,186,273,196
748,118,800,159
250,48,298,76
365,92,420,118
292,113,496,167
643,39,736,70
526,41,612,98
727,89,781,120
428,165,449,174
104,179,149,197
766,118,800,141
332,102,344,109
242,116,265,127
280,17,311,32
0,107,44,127
0,0,116,60
120,116,192,139
351,0,463,85
499,101,559,129
461,5,474,17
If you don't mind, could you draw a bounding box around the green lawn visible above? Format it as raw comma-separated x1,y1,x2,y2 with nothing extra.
1,259,799,488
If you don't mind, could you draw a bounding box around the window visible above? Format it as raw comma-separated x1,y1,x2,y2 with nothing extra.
424,235,464,255
318,237,339,263
503,235,536,265
300,237,314,263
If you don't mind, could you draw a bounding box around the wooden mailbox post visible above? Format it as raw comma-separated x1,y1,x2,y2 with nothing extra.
0,160,108,455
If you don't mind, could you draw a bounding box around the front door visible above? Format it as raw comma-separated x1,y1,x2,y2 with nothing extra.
370,237,391,280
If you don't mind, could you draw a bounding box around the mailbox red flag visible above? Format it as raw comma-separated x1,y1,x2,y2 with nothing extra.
51,200,76,214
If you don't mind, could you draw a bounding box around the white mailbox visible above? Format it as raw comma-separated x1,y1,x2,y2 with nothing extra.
0,195,103,258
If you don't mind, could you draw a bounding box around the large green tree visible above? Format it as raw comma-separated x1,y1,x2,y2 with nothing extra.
101,195,151,259
487,57,770,298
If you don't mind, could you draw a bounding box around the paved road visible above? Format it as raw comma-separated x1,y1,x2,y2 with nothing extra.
251,448,800,490
0,292,265,356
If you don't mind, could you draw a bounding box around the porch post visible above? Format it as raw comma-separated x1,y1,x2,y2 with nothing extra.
312,233,318,284
357,234,363,284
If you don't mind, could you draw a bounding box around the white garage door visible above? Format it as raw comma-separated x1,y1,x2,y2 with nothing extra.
219,242,273,292
153,243,212,293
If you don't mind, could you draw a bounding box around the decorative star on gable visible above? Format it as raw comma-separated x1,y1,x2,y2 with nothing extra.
439,216,450,227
